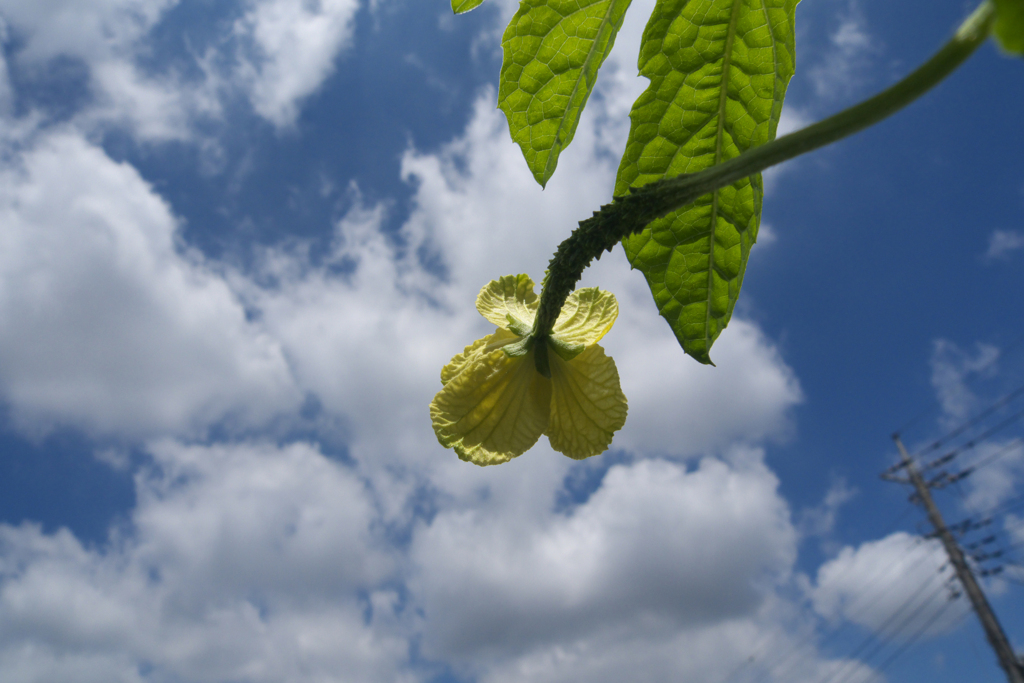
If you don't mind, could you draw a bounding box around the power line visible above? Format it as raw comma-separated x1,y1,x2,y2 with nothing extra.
721,506,924,683
762,540,940,683
886,380,1024,482
888,392,1024,483
959,494,1024,524
883,437,1024,683
731,402,1024,683
995,537,1024,555
820,579,956,683
830,542,941,629
848,595,965,683
965,437,1024,476
927,406,1024,473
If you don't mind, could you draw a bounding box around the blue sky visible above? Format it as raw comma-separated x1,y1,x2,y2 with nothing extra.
0,0,1022,681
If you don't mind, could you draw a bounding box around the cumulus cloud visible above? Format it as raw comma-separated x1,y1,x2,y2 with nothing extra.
82,59,219,141
0,440,407,683
811,532,967,639
0,0,361,139
0,0,204,141
0,444,866,683
0,0,173,63
413,454,796,664
233,0,360,127
0,131,302,438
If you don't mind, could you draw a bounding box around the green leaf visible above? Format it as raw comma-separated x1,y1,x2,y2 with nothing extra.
452,0,486,14
499,0,633,188
994,0,1024,55
614,0,796,364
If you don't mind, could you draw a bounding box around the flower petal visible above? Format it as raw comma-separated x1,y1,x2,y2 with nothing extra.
476,274,539,330
431,348,552,465
546,344,627,460
552,287,618,346
441,329,519,385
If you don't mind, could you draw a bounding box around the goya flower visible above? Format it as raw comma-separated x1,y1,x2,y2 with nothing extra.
430,274,627,465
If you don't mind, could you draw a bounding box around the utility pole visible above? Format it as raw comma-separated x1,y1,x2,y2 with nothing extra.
883,434,1024,683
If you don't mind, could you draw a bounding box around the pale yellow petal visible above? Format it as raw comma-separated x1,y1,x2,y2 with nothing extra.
552,288,618,346
475,274,539,330
431,348,552,466
546,344,627,460
441,329,519,385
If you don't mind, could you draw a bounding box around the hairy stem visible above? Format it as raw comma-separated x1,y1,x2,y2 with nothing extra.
532,0,996,350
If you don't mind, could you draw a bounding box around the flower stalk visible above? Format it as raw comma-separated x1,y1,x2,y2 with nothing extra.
533,0,997,347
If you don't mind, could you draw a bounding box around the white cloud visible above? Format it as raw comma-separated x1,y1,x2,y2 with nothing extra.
799,477,857,540
0,441,869,683
0,0,174,63
398,89,616,288
134,440,395,603
811,532,966,639
921,337,1024,524
959,439,1024,513
0,131,302,438
81,59,221,141
929,339,1000,424
233,0,360,127
239,189,461,493
604,311,802,456
472,616,869,683
413,454,796,664
985,229,1024,260
0,0,202,141
0,0,362,139
0,440,408,683
404,452,876,683
808,3,876,103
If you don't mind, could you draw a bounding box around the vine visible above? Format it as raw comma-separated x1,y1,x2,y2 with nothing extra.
431,0,1023,465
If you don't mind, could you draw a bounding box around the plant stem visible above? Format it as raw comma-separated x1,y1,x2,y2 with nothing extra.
532,0,996,348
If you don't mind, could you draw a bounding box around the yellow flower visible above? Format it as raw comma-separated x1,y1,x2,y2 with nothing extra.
430,274,628,466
